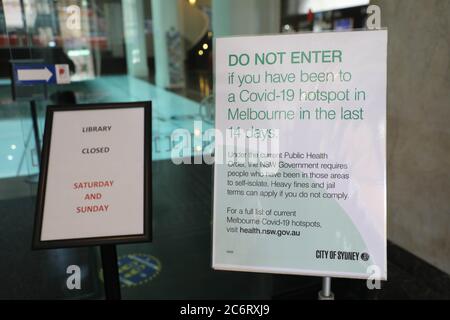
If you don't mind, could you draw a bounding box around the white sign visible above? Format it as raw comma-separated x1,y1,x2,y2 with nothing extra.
213,30,387,280
33,102,151,248
55,64,71,84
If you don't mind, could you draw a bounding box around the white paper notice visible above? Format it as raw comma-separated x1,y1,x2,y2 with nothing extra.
40,107,145,241
213,30,387,280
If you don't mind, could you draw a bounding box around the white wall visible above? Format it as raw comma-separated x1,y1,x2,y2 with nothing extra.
372,0,450,274
212,0,280,37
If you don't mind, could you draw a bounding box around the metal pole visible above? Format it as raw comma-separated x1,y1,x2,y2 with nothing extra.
30,100,41,165
318,276,334,300
100,244,121,300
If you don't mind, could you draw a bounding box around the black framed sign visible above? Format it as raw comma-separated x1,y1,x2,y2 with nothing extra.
33,101,152,249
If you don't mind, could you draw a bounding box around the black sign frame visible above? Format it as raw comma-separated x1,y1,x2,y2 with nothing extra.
32,101,152,249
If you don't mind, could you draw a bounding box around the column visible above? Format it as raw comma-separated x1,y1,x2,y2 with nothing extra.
122,0,149,78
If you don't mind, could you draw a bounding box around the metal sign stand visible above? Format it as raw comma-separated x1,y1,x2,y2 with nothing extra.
100,244,121,300
29,100,42,166
318,277,334,300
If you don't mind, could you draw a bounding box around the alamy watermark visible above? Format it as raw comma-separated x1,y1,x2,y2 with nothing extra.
66,265,81,290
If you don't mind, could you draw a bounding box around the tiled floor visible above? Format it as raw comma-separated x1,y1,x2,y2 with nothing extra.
0,75,213,183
